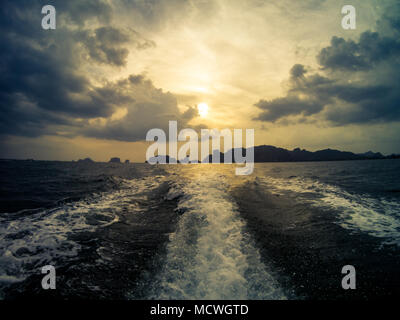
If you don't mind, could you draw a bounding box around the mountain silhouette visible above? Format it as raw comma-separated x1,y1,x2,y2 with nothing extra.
202,145,393,163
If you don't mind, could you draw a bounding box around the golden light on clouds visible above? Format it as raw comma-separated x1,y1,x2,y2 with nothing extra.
1,0,395,162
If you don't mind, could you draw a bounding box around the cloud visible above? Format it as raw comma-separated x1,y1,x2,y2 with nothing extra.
317,32,400,71
114,0,220,31
56,0,113,26
290,64,307,78
76,26,156,67
254,3,400,126
254,65,331,122
254,96,324,122
82,76,197,141
0,0,162,139
77,27,131,66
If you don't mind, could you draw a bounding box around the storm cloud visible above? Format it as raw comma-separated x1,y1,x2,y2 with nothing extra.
317,32,400,71
0,0,190,141
254,3,400,126
1,0,400,159
82,75,197,141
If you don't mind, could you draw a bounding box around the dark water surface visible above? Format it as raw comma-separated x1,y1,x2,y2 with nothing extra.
0,160,399,299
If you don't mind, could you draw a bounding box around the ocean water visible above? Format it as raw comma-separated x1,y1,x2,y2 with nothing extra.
0,159,399,299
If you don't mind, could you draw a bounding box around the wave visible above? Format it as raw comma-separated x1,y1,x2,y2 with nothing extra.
148,170,286,300
0,176,166,291
259,176,400,245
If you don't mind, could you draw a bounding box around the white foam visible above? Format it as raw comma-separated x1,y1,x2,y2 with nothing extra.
260,176,400,245
152,171,286,300
0,175,165,287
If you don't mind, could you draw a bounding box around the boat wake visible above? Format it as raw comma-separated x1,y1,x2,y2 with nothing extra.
148,171,286,300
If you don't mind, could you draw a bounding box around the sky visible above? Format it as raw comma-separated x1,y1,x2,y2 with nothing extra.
1,0,400,161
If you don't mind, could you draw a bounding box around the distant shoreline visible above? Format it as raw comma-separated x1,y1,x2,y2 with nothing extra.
1,144,400,163
1,157,399,163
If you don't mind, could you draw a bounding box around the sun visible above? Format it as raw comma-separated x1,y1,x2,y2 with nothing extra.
198,103,209,118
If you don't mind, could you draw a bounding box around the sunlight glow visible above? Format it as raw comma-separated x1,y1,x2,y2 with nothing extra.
198,103,209,118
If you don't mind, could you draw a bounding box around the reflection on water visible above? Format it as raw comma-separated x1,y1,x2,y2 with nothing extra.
150,167,285,299
0,160,399,299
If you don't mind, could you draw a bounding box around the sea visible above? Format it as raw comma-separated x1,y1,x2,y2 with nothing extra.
0,159,399,299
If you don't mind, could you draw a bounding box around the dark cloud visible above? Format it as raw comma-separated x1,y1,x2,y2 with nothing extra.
82,77,196,142
0,30,116,137
254,62,400,125
317,32,400,71
0,0,166,140
77,27,130,66
129,74,145,84
254,65,330,122
290,64,307,78
255,96,323,122
255,3,400,126
76,27,155,66
181,106,198,120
